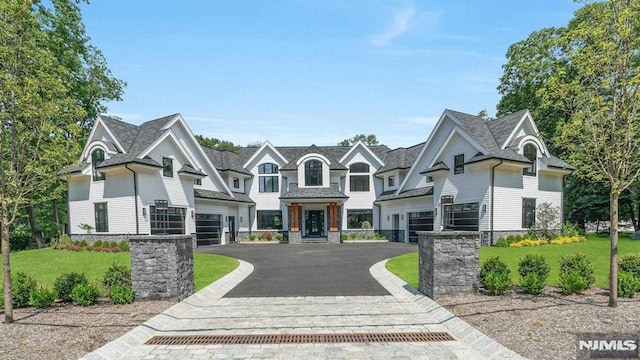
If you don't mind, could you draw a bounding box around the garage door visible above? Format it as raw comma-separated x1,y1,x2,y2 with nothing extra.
195,213,222,245
408,211,434,243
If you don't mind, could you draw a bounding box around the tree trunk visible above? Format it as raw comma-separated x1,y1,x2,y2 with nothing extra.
26,205,45,248
2,209,13,323
609,192,619,308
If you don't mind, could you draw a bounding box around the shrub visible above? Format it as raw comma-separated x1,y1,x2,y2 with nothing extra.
249,235,256,241
70,283,101,306
109,286,134,304
102,262,132,294
93,240,104,248
12,272,37,308
521,273,546,295
349,232,358,240
494,238,508,247
618,271,640,298
483,272,511,295
560,270,590,295
562,222,582,237
30,287,57,309
78,240,88,248
480,257,510,285
52,234,73,250
518,254,550,280
54,272,88,302
275,234,283,241
559,253,595,286
550,235,587,245
619,255,640,281
118,240,130,252
509,238,547,247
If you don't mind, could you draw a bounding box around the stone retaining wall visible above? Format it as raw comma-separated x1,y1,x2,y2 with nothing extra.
70,234,129,244
130,235,194,301
418,231,479,299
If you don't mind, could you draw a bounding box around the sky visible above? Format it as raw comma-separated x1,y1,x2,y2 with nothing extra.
79,1,582,149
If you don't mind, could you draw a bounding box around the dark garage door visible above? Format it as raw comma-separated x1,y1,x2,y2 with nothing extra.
196,213,222,245
408,211,434,243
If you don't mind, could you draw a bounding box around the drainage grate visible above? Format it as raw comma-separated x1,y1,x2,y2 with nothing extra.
145,332,455,346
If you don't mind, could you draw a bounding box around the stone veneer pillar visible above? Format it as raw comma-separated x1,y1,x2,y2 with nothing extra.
418,231,479,299
288,231,302,244
130,235,194,301
327,231,341,244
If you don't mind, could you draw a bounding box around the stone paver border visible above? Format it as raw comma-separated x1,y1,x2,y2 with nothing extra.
80,260,254,360
369,259,525,359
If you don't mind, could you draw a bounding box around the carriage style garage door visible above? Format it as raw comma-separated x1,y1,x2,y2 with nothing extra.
408,211,434,243
195,213,222,245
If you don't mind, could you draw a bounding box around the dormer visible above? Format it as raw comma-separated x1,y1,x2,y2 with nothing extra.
297,154,330,188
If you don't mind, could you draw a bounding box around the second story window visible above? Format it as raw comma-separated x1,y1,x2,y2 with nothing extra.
523,144,537,176
305,159,322,186
388,175,395,187
454,154,465,175
194,178,202,185
349,163,370,192
233,177,240,188
163,157,173,177
91,148,105,181
259,163,279,193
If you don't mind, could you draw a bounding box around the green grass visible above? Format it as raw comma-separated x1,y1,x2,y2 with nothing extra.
386,234,640,290
0,248,239,292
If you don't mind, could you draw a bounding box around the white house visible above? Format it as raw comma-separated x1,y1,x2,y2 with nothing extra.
65,109,573,246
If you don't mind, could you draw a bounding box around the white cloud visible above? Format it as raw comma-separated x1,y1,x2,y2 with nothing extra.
370,6,416,46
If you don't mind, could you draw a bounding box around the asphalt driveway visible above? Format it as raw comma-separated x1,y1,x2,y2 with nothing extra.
196,242,417,297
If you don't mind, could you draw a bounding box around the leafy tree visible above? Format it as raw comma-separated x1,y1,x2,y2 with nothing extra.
534,202,560,239
549,0,640,307
338,134,379,146
246,140,263,148
195,134,239,151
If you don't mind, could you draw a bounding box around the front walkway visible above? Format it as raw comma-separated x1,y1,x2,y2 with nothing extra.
81,260,525,360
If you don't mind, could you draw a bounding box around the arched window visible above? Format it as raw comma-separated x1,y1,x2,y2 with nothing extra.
305,159,323,186
258,163,278,174
523,144,537,176
349,163,369,173
91,149,105,181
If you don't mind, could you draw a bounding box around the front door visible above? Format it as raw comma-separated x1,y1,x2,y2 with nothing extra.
305,210,324,237
228,216,236,243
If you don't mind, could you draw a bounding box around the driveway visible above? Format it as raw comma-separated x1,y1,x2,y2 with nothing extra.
196,242,417,297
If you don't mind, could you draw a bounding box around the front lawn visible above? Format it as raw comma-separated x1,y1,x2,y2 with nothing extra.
0,248,238,292
386,234,640,289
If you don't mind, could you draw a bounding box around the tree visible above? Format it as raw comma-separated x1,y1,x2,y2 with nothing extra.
534,202,561,239
550,0,640,307
338,134,379,146
0,0,85,323
195,135,239,151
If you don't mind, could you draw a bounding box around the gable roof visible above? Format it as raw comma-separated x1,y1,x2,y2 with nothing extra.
280,144,348,171
202,147,252,176
486,109,528,148
375,142,425,175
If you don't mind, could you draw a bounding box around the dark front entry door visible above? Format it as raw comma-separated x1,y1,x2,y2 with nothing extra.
305,210,324,236
228,216,236,243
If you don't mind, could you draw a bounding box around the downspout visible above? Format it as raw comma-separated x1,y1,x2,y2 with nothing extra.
374,202,381,234
490,160,503,246
124,164,140,235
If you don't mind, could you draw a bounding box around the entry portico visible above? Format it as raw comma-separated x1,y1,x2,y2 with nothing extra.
281,184,347,244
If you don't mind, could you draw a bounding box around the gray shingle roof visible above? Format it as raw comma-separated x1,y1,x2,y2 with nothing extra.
447,110,500,153
95,154,162,169
541,156,576,170
178,164,206,176
194,189,255,204
202,147,252,176
280,183,347,200
465,149,530,165
281,145,348,171
375,142,425,174
486,110,528,148
99,115,140,152
126,114,177,156
375,186,434,202
420,161,449,174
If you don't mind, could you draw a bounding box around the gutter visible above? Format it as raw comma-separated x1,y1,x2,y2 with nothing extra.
124,164,140,235
490,160,503,246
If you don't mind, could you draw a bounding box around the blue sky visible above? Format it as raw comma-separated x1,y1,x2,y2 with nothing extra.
80,1,581,148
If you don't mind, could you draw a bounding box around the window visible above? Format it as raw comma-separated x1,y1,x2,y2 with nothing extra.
454,154,465,174
522,198,536,228
426,175,434,183
257,210,283,229
388,176,395,187
443,202,479,231
91,149,105,181
233,177,240,188
163,157,173,177
94,203,108,232
258,163,279,192
350,175,369,192
523,144,537,176
349,163,369,173
305,159,323,186
194,178,202,185
346,209,373,229
150,206,185,234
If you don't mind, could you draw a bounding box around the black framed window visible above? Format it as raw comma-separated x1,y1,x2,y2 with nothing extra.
257,210,283,230
522,198,536,228
346,209,373,229
163,157,173,177
305,159,323,186
150,206,185,234
94,203,108,232
388,176,395,187
349,163,369,173
233,177,240,188
259,176,278,192
350,175,370,192
523,144,537,176
258,163,278,174
91,149,105,181
194,178,202,185
454,154,464,174
443,202,479,231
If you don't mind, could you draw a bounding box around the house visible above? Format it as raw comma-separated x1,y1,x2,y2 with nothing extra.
65,109,573,246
